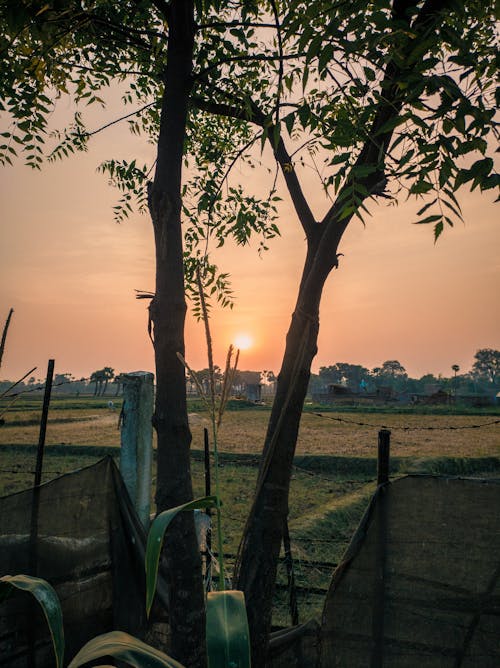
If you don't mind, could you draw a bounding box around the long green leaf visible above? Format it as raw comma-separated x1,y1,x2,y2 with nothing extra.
0,574,64,668
206,590,251,668
67,631,185,668
145,496,218,616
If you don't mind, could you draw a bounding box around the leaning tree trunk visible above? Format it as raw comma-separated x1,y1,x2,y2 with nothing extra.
148,2,206,666
235,232,338,666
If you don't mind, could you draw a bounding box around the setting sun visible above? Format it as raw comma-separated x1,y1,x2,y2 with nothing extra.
234,333,253,351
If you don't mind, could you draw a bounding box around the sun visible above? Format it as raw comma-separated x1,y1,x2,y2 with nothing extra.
233,333,253,351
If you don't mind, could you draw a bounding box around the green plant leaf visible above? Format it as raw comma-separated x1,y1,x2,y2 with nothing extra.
206,590,250,668
146,496,219,616
67,631,184,668
0,574,64,668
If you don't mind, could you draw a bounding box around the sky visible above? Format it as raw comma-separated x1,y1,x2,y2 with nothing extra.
1,98,499,383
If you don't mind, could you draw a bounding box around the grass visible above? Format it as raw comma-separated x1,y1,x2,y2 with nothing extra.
1,394,499,627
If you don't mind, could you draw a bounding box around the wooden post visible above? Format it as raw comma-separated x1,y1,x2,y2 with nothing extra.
34,359,54,487
0,307,14,370
120,371,154,528
204,427,212,579
283,518,299,626
29,359,54,667
377,429,391,486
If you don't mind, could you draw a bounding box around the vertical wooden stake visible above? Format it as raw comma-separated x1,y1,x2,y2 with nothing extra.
34,359,54,487
0,307,14,370
377,429,391,486
204,427,212,579
283,518,299,626
120,371,154,528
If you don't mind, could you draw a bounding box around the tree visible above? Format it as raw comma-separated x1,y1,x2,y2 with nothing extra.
0,2,281,664
319,363,370,390
1,1,498,665
472,348,500,386
451,363,460,395
232,4,498,662
101,366,115,395
89,370,104,397
372,360,408,391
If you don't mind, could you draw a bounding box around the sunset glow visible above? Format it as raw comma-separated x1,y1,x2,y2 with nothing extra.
234,334,253,351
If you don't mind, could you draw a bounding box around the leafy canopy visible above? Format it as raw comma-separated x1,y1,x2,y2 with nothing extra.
1,0,498,275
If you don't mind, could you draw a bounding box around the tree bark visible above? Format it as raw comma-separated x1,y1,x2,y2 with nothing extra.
149,2,206,666
235,227,339,665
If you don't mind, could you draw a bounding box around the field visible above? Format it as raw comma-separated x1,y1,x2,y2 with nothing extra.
1,395,499,626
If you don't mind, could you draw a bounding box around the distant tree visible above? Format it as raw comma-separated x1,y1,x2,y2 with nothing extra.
101,367,115,395
90,370,103,396
90,369,114,396
194,366,223,395
113,373,125,397
319,363,370,390
53,373,74,394
472,349,500,385
451,364,460,395
372,360,408,391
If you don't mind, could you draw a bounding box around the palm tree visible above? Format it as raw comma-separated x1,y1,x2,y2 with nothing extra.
101,367,115,396
452,364,460,396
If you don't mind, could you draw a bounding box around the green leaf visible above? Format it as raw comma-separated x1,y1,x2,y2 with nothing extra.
67,631,184,668
0,575,64,668
146,496,218,616
416,199,437,216
414,214,442,225
363,66,376,82
434,220,444,242
206,591,250,668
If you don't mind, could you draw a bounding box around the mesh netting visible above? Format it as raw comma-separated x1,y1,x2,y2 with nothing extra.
0,457,148,667
1,460,498,667
320,475,500,667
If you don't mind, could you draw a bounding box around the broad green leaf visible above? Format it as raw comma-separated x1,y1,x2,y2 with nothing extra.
0,574,64,668
67,631,184,668
206,591,250,668
146,496,218,616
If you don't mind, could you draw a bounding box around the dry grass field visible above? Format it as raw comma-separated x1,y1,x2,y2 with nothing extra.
1,402,498,459
1,396,499,626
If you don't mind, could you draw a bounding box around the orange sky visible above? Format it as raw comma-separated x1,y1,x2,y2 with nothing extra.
1,102,499,383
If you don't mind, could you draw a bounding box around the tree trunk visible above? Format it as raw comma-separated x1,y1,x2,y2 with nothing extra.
235,231,335,665
149,2,206,666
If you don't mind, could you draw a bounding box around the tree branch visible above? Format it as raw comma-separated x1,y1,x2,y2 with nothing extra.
195,52,303,80
321,0,456,229
197,20,276,30
192,88,316,235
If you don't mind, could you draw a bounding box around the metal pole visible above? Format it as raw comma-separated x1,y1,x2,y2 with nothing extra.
120,371,154,528
377,429,391,486
34,359,54,487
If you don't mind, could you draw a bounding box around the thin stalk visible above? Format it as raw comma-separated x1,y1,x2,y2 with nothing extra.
196,268,226,591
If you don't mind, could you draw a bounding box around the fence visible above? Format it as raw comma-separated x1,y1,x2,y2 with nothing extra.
1,370,499,635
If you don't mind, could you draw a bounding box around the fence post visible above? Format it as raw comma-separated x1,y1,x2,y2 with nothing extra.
377,429,391,486
204,427,212,580
120,371,154,528
34,359,55,487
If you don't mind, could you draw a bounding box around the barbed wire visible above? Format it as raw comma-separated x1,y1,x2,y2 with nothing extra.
0,468,68,475
0,375,114,400
311,411,500,431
